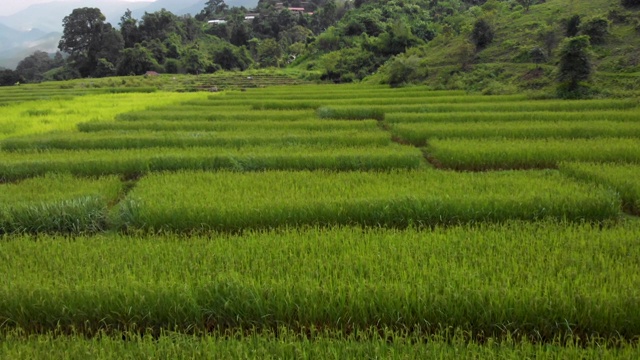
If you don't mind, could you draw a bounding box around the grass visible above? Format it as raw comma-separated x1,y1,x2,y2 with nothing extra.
115,170,620,232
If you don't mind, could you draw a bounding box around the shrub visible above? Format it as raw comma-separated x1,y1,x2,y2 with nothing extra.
566,15,581,37
381,55,429,87
621,0,640,8
580,17,610,45
557,36,592,98
470,19,495,50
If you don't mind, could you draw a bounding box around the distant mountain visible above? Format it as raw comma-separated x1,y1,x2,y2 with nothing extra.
0,30,61,69
132,0,260,18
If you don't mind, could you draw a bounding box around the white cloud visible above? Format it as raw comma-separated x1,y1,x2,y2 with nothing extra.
0,0,155,17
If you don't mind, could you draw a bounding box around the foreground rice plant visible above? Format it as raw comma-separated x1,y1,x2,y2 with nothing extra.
0,174,122,234
561,162,640,215
1,331,638,359
1,222,638,339
428,138,640,170
116,170,620,232
0,145,424,181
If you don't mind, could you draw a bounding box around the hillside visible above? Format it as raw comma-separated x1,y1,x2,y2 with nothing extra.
296,0,640,94
2,0,639,96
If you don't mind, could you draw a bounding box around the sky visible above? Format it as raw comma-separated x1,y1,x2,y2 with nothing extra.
0,0,154,16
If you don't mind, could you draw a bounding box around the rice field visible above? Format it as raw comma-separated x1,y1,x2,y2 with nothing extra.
1,82,640,354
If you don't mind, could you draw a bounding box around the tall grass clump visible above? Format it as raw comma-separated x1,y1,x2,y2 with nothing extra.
0,174,122,234
115,170,620,233
560,162,640,215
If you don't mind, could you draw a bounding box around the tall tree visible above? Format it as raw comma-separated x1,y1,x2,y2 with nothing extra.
59,8,122,77
120,9,139,48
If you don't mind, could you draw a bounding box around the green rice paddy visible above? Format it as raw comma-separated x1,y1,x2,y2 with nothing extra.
1,81,639,356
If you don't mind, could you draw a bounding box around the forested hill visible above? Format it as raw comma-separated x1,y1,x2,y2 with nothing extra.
1,0,639,94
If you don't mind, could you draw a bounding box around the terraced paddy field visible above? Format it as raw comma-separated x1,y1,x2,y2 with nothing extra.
1,82,640,357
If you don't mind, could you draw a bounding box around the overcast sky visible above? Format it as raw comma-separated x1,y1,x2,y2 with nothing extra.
0,0,154,16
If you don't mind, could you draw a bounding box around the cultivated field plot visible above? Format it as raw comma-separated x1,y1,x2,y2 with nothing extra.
117,170,619,232
0,174,122,234
561,162,640,215
1,83,640,354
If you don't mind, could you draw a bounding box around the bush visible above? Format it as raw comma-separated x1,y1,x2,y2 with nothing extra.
381,55,429,87
470,19,495,50
580,17,610,45
557,36,592,98
621,0,640,8
566,15,581,37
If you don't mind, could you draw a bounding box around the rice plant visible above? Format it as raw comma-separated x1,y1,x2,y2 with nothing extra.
428,138,640,170
0,173,122,234
116,170,620,232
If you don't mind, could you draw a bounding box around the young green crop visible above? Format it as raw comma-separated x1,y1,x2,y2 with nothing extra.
77,119,380,133
115,109,314,122
428,138,640,170
1,129,391,151
0,92,209,140
0,145,425,181
1,331,638,359
391,121,640,144
116,170,620,232
560,162,640,215
1,222,639,339
386,110,640,123
0,174,122,234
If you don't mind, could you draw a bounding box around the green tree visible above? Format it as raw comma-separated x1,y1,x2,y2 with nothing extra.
197,0,228,21
116,44,158,75
0,69,23,86
15,51,55,83
580,17,610,45
257,38,282,67
470,18,494,50
119,9,139,48
59,8,123,77
182,46,212,74
516,0,535,12
557,36,592,97
138,9,182,42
